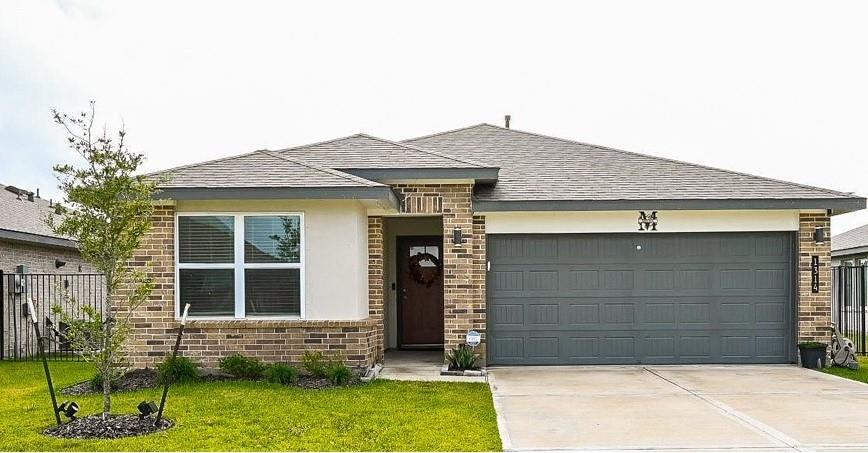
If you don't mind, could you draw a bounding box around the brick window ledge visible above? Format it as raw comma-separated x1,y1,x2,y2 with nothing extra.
186,318,376,330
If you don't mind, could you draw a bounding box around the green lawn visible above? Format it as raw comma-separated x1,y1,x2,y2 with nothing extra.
0,361,501,451
821,356,868,383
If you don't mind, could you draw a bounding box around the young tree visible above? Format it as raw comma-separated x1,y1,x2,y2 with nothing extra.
49,101,160,417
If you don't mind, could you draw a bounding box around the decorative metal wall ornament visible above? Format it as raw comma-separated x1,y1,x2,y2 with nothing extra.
638,211,659,231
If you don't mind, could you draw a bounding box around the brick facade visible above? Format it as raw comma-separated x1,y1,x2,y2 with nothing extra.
127,204,377,369
797,212,832,344
390,184,487,365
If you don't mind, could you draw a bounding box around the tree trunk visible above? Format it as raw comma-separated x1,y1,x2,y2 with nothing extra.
102,318,112,417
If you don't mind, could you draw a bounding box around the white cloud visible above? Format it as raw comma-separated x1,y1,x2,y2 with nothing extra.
1,0,866,233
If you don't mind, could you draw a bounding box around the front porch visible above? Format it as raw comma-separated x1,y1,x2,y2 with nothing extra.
379,349,487,382
367,183,488,366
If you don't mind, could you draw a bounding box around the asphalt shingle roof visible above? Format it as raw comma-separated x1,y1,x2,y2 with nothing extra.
404,124,859,203
0,184,69,241
833,224,868,253
155,150,384,189
271,134,490,169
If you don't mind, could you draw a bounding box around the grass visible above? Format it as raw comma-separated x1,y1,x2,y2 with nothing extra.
821,355,868,383
0,361,501,451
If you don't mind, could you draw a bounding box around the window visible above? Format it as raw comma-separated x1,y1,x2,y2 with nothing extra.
177,213,304,318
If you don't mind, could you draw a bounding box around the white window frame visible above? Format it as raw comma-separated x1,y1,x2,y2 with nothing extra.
175,212,306,320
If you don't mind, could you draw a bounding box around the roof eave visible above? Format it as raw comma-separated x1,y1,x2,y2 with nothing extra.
339,167,499,185
473,197,867,213
155,186,399,209
0,228,78,250
833,246,868,258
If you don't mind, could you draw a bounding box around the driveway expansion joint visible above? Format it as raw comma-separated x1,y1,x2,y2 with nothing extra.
643,366,801,451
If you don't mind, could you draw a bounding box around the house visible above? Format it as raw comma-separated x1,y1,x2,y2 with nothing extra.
0,184,89,274
0,184,97,359
832,223,868,266
129,123,866,368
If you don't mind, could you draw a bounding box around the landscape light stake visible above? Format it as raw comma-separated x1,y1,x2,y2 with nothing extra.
27,297,62,426
155,303,190,427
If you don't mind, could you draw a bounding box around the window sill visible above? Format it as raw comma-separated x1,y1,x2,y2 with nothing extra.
184,318,376,329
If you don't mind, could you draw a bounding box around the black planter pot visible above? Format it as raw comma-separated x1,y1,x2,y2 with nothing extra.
798,345,827,369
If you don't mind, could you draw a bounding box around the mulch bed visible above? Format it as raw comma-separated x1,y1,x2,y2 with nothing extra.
43,414,173,439
61,368,364,395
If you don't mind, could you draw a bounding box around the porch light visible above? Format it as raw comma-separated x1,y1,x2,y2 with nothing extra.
813,227,827,245
453,227,465,246
58,401,79,419
138,400,158,419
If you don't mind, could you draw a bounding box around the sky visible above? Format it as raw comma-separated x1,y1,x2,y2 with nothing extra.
1,0,866,234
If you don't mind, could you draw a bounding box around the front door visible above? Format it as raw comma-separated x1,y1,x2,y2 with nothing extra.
397,235,444,348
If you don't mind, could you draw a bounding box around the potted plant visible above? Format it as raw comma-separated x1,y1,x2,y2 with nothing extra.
798,341,827,369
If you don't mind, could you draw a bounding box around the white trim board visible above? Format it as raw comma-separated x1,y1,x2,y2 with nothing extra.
482,209,800,234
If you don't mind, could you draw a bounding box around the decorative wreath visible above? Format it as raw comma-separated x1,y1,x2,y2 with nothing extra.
408,252,442,287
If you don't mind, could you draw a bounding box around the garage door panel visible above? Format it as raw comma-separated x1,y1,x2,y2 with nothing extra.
487,233,794,365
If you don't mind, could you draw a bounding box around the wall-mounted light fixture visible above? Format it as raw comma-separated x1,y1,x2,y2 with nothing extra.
453,227,465,246
55,259,66,269
813,227,827,245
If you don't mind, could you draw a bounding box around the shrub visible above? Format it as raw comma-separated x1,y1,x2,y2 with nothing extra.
324,361,353,385
446,344,480,370
157,355,201,384
301,351,328,378
89,371,121,391
799,341,827,349
266,363,299,385
220,354,266,379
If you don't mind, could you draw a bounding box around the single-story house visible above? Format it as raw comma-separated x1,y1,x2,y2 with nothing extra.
832,224,868,266
1,184,97,359
129,123,866,368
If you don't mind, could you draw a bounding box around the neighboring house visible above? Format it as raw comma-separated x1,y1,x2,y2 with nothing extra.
0,184,97,359
0,184,88,274
129,123,866,368
832,224,868,266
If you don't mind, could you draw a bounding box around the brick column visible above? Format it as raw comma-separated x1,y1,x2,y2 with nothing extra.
441,185,487,365
367,216,385,362
797,212,832,344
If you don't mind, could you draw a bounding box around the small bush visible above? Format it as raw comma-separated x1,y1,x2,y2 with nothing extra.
89,371,120,391
266,363,299,385
157,355,201,384
446,344,480,370
220,354,266,379
324,361,353,385
302,351,328,378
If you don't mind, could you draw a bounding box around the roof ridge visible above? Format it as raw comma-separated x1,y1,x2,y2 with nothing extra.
257,150,382,187
355,133,490,168
436,123,856,199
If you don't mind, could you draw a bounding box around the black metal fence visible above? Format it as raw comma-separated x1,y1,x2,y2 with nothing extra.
832,265,868,355
1,271,106,360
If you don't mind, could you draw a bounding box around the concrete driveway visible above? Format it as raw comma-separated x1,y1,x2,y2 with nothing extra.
489,365,868,451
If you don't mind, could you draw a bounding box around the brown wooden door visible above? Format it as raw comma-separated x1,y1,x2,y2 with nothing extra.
397,236,444,347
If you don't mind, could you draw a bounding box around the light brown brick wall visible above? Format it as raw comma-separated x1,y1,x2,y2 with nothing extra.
391,184,487,365
797,212,832,344
127,204,377,369
367,216,385,362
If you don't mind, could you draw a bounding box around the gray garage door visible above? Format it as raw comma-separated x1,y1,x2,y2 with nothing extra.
487,233,794,365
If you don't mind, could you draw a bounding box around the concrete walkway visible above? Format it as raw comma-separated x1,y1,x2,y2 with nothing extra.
489,365,868,451
378,350,486,383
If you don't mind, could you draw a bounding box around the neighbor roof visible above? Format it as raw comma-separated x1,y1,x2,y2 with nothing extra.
404,124,865,212
0,184,76,249
833,223,868,257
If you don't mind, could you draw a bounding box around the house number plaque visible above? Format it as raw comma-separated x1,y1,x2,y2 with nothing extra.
811,255,820,294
